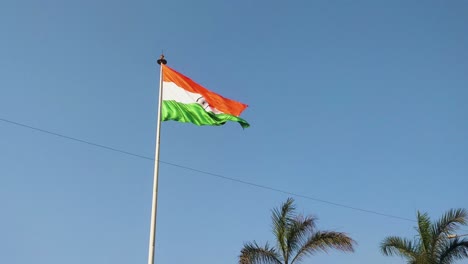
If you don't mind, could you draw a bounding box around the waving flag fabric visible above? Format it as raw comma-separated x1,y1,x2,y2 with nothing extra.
161,65,250,128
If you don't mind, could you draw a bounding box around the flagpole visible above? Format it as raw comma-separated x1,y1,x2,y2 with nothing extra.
148,54,167,264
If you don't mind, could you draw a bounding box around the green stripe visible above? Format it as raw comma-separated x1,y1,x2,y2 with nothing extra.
162,100,250,128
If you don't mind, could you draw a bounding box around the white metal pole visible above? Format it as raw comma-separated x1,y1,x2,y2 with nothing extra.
148,55,166,264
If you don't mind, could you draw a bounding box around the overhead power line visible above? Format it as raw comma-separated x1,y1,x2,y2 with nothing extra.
0,117,416,223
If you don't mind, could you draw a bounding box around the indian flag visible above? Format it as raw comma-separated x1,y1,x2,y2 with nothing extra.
161,65,250,128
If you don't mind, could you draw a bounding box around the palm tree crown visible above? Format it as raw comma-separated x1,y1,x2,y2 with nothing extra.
239,198,355,264
380,208,468,264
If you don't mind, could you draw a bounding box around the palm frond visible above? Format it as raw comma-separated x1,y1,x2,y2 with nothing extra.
291,231,355,264
380,236,418,260
239,241,283,264
414,254,434,264
271,197,295,261
437,238,468,264
431,208,468,255
416,211,432,253
285,215,316,263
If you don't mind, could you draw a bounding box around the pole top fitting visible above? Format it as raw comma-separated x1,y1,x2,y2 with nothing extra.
157,54,167,65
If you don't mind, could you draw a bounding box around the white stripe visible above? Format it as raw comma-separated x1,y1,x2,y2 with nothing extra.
162,81,222,114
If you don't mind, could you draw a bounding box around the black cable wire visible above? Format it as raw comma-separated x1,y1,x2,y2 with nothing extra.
159,160,415,222
0,118,154,161
1,117,416,222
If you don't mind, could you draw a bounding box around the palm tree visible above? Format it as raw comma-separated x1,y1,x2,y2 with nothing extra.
381,208,468,264
239,198,356,264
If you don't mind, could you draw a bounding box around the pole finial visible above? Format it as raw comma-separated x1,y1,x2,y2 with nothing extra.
157,54,167,65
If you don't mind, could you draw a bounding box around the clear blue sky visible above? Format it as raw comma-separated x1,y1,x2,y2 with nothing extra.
1,1,467,264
